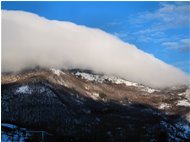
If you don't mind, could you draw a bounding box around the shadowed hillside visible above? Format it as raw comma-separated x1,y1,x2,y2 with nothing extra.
1,69,190,142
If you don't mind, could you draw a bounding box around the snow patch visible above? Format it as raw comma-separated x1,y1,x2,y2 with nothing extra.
178,92,186,96
175,122,190,138
159,103,170,109
86,92,101,100
1,123,51,142
1,123,29,142
74,71,159,93
2,123,17,129
74,71,159,94
16,85,32,94
185,88,190,101
15,85,56,97
75,72,97,82
57,79,68,87
176,100,190,107
177,88,190,97
90,92,99,100
92,92,99,98
38,87,46,93
160,121,190,141
84,85,90,90
51,68,65,76
74,71,138,86
114,78,137,86
141,87,155,93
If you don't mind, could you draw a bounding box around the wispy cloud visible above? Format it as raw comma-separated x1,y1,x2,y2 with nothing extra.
133,2,189,29
106,21,123,27
113,32,129,39
162,39,190,52
132,29,166,43
129,2,190,43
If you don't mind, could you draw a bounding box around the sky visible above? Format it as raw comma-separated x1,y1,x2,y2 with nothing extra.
1,1,190,74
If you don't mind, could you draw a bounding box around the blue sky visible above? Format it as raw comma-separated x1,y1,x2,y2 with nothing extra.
2,1,190,74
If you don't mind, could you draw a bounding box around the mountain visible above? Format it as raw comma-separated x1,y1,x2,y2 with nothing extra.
1,68,190,142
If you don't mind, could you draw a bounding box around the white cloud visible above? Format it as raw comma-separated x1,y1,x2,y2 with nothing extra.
114,32,129,39
134,2,190,29
162,39,190,52
130,2,190,43
107,21,122,27
2,10,189,88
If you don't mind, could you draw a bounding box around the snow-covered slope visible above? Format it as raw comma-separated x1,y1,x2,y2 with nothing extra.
73,70,157,93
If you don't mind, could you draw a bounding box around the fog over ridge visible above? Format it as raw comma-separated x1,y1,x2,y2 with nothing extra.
2,10,189,88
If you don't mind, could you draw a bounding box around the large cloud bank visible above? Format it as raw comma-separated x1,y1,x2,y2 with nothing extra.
2,10,189,88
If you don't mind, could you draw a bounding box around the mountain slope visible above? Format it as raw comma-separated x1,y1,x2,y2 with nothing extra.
1,68,190,142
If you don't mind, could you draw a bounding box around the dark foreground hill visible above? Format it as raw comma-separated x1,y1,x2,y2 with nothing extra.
1,68,190,142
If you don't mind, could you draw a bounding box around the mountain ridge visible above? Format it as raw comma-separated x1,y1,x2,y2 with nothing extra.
1,68,190,141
